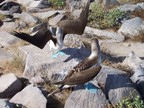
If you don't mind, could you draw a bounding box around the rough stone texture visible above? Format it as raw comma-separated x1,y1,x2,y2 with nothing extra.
19,12,39,25
17,0,34,6
34,10,66,19
122,51,144,70
18,44,90,80
95,65,140,105
118,4,142,12
0,31,20,47
0,99,14,108
137,2,144,9
85,26,125,41
0,48,13,63
0,73,22,98
118,17,144,37
65,80,109,108
29,0,50,9
131,65,144,98
48,14,65,26
101,41,144,57
98,0,120,9
0,22,19,31
10,84,47,108
71,9,82,18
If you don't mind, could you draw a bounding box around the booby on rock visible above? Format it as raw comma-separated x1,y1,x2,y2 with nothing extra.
49,38,102,96
10,0,90,58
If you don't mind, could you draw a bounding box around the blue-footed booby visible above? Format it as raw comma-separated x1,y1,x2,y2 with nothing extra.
10,0,90,57
48,38,102,96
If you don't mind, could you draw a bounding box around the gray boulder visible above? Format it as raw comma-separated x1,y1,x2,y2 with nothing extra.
96,0,120,9
34,10,66,19
0,31,20,47
0,99,14,108
19,12,39,26
10,84,47,108
85,26,125,41
118,4,142,12
0,73,22,98
0,22,19,31
118,17,144,37
18,44,90,80
95,65,140,105
65,80,109,108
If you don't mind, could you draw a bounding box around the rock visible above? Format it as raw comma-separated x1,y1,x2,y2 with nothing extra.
118,17,144,37
130,65,144,98
0,99,14,108
0,73,22,98
117,4,142,12
95,65,140,105
29,0,50,9
0,22,19,31
17,21,27,30
9,6,22,14
67,0,83,11
64,34,85,48
65,80,109,108
34,10,66,19
17,0,34,6
95,0,120,9
48,14,65,26
0,31,20,47
18,44,90,80
122,51,144,70
101,42,144,57
85,26,125,41
0,48,13,63
19,12,39,26
0,1,20,11
137,2,144,9
10,84,47,108
71,9,82,18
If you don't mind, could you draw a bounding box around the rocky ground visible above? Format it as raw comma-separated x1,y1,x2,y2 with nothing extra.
0,0,144,108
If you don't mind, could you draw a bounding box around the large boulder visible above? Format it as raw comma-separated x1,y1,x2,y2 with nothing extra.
95,65,140,105
0,73,22,98
18,44,90,80
118,17,144,37
10,84,47,108
65,80,109,108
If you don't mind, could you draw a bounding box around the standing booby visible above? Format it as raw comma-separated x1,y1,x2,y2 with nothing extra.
49,38,101,96
10,0,90,57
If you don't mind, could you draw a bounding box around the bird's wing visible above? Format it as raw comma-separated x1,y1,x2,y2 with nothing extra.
10,24,54,49
57,0,90,40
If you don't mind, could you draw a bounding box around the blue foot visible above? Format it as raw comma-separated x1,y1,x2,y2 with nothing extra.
84,83,98,94
52,51,65,58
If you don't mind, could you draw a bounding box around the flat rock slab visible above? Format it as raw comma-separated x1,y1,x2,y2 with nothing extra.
65,80,109,108
18,44,90,80
85,26,125,41
95,65,140,105
34,10,66,19
0,31,20,47
101,41,144,57
10,84,47,108
0,73,22,98
0,48,13,63
48,14,65,26
0,22,18,31
19,12,39,25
